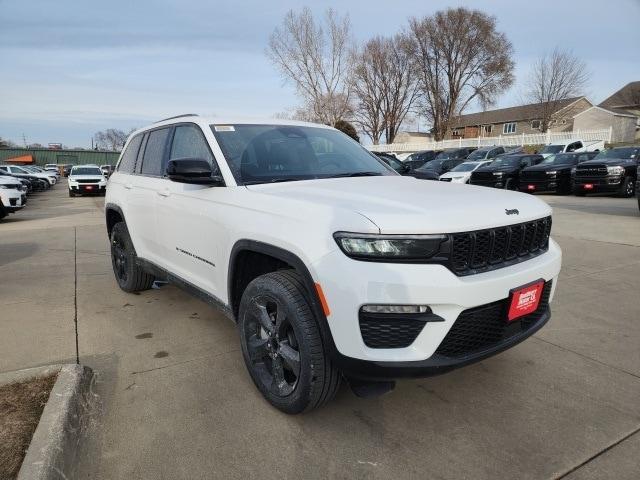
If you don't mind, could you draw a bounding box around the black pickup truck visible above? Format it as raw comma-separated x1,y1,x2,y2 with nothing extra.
519,152,598,194
572,146,640,197
470,154,544,190
410,147,476,180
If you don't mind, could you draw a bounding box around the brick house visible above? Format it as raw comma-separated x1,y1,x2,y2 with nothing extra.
445,97,592,140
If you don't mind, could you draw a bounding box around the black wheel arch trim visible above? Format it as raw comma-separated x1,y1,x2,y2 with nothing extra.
105,202,126,239
228,239,340,361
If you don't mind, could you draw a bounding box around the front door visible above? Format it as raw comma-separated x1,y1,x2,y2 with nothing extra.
155,124,225,298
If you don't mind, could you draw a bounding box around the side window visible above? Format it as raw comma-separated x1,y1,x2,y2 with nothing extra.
0,166,7,172
117,134,143,173
170,125,215,166
140,128,170,176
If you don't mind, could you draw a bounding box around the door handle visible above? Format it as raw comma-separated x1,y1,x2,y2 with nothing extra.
157,189,170,197
124,183,133,190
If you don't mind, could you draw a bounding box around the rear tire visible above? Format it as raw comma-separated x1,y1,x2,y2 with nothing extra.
238,270,340,414
110,222,155,292
505,178,517,190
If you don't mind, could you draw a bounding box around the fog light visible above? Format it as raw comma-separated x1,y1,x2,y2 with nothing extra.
361,304,432,314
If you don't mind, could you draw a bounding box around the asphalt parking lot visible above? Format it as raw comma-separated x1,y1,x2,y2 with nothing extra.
1,180,639,479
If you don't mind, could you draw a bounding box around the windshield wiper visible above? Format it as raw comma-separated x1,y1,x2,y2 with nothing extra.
243,177,307,185
326,171,383,178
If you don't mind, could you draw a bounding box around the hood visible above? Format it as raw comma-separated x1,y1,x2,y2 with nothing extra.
247,176,552,234
524,163,573,172
0,176,22,186
70,174,105,181
412,170,440,180
475,165,518,174
578,158,633,166
439,171,470,179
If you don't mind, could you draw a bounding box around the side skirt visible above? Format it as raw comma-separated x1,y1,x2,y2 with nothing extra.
136,258,235,322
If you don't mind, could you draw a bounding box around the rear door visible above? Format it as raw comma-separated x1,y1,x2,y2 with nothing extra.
126,127,171,264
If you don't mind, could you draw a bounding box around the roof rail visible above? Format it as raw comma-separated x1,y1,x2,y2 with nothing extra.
154,113,199,123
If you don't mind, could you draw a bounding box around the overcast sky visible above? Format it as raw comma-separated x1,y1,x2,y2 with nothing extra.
0,0,638,147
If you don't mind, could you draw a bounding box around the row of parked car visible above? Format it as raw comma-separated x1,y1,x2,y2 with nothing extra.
0,163,60,220
374,144,640,198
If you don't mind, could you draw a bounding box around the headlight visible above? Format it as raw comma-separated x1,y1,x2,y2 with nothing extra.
546,171,557,175
607,166,625,175
334,232,446,261
493,172,503,177
571,167,577,175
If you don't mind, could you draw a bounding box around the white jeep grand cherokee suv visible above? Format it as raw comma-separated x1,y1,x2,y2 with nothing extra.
105,115,561,413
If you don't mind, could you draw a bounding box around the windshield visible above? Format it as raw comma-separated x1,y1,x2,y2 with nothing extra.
211,124,394,185
416,159,445,171
488,156,521,168
71,167,102,176
540,154,578,166
450,161,485,172
466,150,488,160
435,149,463,160
594,148,637,160
540,145,564,154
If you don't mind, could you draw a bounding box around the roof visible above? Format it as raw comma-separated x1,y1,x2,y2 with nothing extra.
451,97,586,128
573,105,637,119
600,82,640,109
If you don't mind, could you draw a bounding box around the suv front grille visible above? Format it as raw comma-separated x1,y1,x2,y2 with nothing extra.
449,217,551,276
435,281,552,358
76,179,100,184
575,165,607,177
521,170,547,180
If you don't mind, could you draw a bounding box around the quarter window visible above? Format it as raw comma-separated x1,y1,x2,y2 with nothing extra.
140,128,170,176
118,134,143,174
503,122,517,134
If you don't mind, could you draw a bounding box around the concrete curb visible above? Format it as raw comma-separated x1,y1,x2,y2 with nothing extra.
3,364,95,480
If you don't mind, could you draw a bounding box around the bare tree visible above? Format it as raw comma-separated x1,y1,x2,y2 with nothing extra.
266,7,353,125
525,48,590,132
93,128,127,151
405,8,515,140
351,37,386,144
352,35,418,144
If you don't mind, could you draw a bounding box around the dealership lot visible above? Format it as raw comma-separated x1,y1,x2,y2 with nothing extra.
1,182,639,479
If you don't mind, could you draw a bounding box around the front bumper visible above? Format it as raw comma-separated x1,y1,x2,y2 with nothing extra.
519,178,565,193
471,179,505,188
70,184,106,194
573,175,622,193
312,239,561,375
1,191,24,212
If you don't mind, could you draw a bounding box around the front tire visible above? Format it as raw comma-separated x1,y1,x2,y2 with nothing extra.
110,222,155,292
619,176,635,198
68,189,75,197
238,270,340,414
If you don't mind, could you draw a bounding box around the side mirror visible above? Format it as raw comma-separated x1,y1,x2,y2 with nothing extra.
166,158,224,185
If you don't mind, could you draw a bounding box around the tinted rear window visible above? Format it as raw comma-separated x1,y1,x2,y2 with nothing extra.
141,128,171,176
118,134,143,173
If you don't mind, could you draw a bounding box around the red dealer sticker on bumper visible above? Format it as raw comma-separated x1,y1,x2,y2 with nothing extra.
583,184,594,190
507,280,544,322
527,185,535,190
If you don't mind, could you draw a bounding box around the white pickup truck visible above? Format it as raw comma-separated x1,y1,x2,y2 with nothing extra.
539,139,604,158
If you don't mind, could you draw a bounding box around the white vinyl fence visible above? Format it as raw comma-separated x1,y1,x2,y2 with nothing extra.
366,128,613,153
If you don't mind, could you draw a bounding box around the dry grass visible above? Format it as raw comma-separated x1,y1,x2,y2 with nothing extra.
0,374,57,480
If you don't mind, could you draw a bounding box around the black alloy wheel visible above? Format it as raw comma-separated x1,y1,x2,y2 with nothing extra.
238,270,340,413
109,222,155,292
243,295,301,397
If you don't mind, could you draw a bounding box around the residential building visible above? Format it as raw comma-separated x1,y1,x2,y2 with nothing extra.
446,97,592,140
598,81,640,140
393,131,434,144
573,106,637,143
